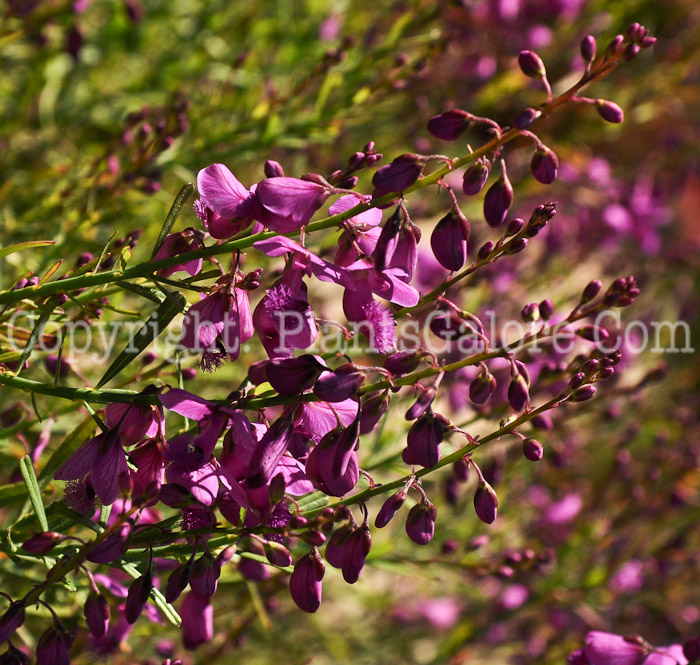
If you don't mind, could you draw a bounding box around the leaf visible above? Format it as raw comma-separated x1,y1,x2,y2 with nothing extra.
121,562,182,626
16,305,54,375
96,291,187,388
39,259,63,285
0,483,29,509
295,491,329,515
19,456,49,532
151,182,195,258
0,240,55,260
38,415,96,484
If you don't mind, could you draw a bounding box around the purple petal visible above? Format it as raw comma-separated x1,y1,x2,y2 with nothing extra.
91,438,129,505
197,164,249,219
160,389,215,420
54,433,102,481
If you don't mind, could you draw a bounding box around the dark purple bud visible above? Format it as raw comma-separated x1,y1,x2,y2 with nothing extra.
347,152,365,169
405,387,436,421
514,107,541,130
474,482,499,524
125,568,153,624
375,490,407,528
598,367,615,380
530,146,559,184
289,515,308,529
266,355,325,396
373,206,402,271
521,303,540,323
568,372,586,390
683,636,700,661
570,385,597,402
405,500,437,545
372,154,423,194
165,562,192,604
427,110,473,140
576,325,609,342
360,392,391,434
264,541,292,568
402,413,447,468
640,36,656,48
523,438,543,462
269,472,286,506
263,160,284,178
182,368,197,380
313,365,364,402
531,413,553,430
324,523,353,568
339,175,359,189
190,553,221,599
36,621,72,665
518,50,546,78
301,531,327,547
341,525,372,584
21,532,64,555
623,43,640,61
0,603,25,645
289,548,325,613
505,238,528,254
582,280,602,302
506,217,524,236
0,642,29,665
508,375,529,412
384,350,422,376
246,414,294,488
66,24,83,60
451,458,470,483
462,159,491,196
581,35,597,63
605,34,624,58
469,368,497,405
477,241,494,260
596,99,624,123
84,592,110,638
87,521,131,564
483,160,513,227
431,209,470,271
538,299,554,320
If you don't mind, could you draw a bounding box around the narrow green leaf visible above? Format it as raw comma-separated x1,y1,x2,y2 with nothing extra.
295,491,329,515
38,415,95,484
115,281,165,303
16,305,54,376
121,562,182,626
96,291,187,388
19,456,49,531
151,182,195,258
0,483,29,509
0,240,55,261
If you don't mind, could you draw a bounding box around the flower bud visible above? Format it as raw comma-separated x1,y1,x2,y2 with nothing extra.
36,621,73,665
384,350,423,376
0,603,25,644
86,521,132,564
580,35,596,63
462,159,491,196
531,413,553,430
483,160,513,227
360,391,391,434
324,523,353,568
474,482,499,524
427,110,473,140
508,375,529,412
506,217,524,236
165,562,192,604
518,50,546,78
375,491,407,528
521,303,540,323
0,642,29,665
596,99,624,123
623,43,640,61
469,369,497,405
477,241,494,259
514,107,540,130
190,552,221,599
539,299,554,321
431,209,470,271
84,592,110,638
570,385,597,402
341,525,372,584
405,500,437,545
582,279,603,302
402,413,447,468
405,387,436,421
523,438,543,462
264,541,292,568
604,35,624,58
372,154,424,195
289,548,325,613
576,326,609,343
21,532,64,555
683,636,700,661
452,458,470,482
125,568,153,624
263,160,284,178
313,365,364,402
530,146,559,184
266,355,325,396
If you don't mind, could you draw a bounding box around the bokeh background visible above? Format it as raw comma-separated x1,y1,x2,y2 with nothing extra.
1,0,700,663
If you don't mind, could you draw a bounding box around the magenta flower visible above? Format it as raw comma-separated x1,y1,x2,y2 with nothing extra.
305,424,360,497
645,646,688,665
331,195,383,266
289,548,325,613
55,428,129,506
105,402,162,446
165,434,222,507
153,228,204,278
180,591,213,650
179,286,254,371
255,176,330,232
584,632,648,665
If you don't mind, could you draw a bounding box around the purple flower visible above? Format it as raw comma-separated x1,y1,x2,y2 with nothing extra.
610,560,644,594
474,481,499,524
36,622,72,665
331,195,383,266
87,521,132,564
180,592,213,650
255,177,330,232
402,413,447,468
305,425,360,497
84,592,110,638
405,500,437,545
128,439,165,505
55,428,129,506
431,209,470,271
341,524,372,584
289,548,325,613
105,402,162,447
375,490,407,528
246,414,295,489
372,154,424,197
165,435,222,506
154,229,204,278
645,645,688,665
584,632,648,665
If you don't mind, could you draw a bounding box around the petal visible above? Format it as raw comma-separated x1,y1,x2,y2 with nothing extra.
54,433,102,481
92,440,130,505
253,236,308,258
197,164,249,219
160,388,215,420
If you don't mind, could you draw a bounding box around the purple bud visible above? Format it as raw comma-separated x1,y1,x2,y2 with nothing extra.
523,438,543,462
341,525,372,584
405,500,437,545
683,636,700,660
483,160,513,227
125,568,153,624
584,631,647,665
372,154,423,195
246,414,294,489
570,385,597,402
596,99,624,123
21,532,64,555
289,548,325,613
0,642,29,665
521,303,540,323
373,206,402,271
84,592,110,638
531,413,553,430
477,241,494,260
582,280,603,302
430,209,470,271
87,522,131,563
165,562,192,604
180,592,213,650
266,355,325,396
623,43,640,61
581,35,597,63
264,541,292,568
402,413,447,468
190,553,221,599
301,531,327,547
405,387,436,421
427,110,473,140
506,217,524,236
462,159,490,196
605,35,624,58
576,325,609,342
0,603,25,644
384,350,422,376
508,375,529,412
360,392,391,434
640,36,656,48
518,50,546,78
324,523,353,568
474,482,499,524
313,365,364,402
530,146,559,184
375,491,407,528
263,160,285,178
538,299,554,320
469,369,497,405
514,107,541,130
36,622,72,665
